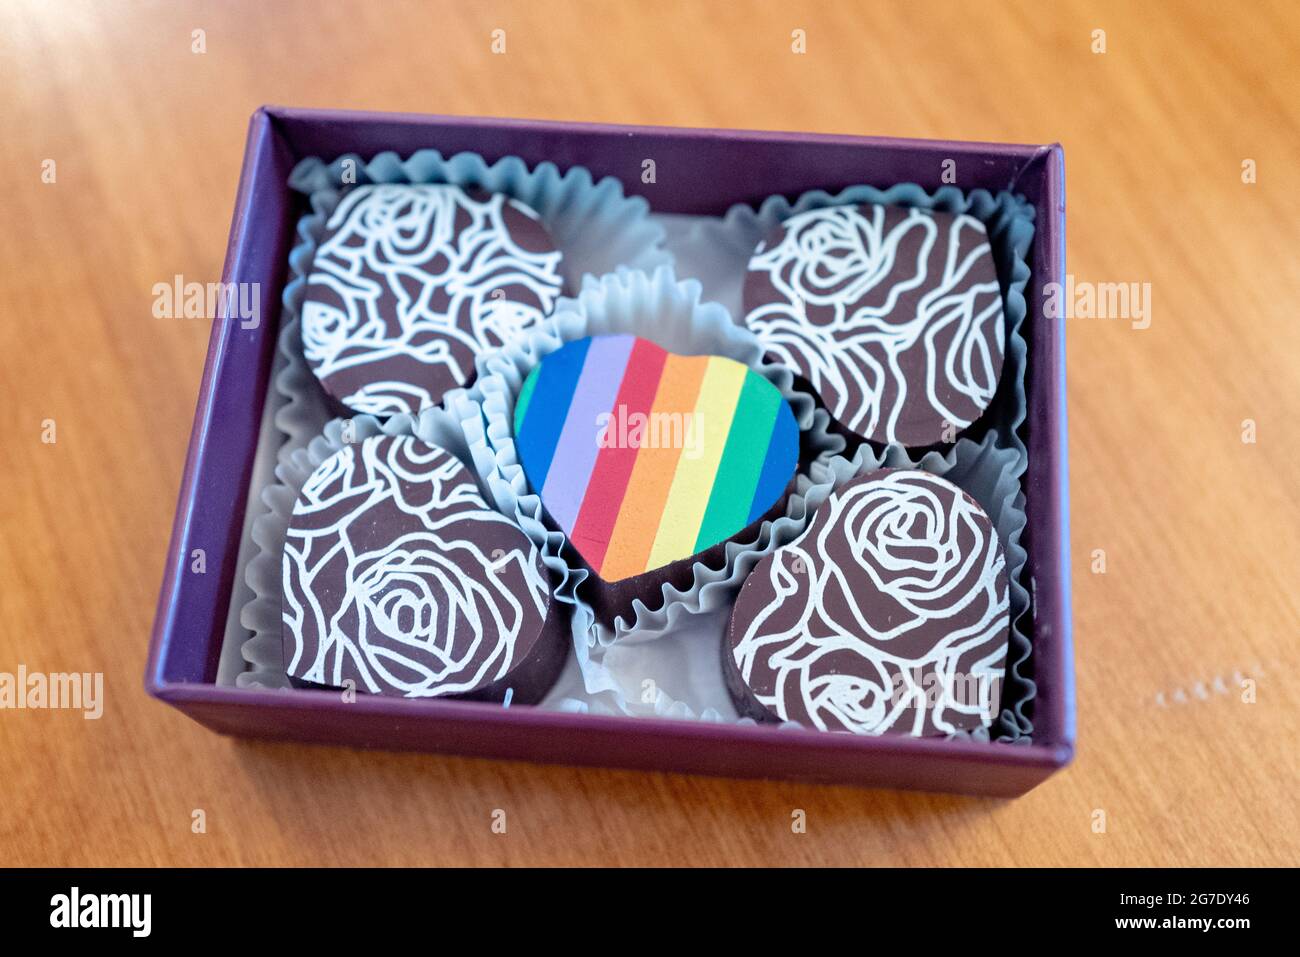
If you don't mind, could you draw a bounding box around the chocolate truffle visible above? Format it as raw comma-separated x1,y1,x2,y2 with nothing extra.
513,334,799,625
301,183,564,417
742,203,1005,447
726,468,1009,736
281,434,566,702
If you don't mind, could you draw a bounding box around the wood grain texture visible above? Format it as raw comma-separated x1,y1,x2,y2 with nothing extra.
1,0,1297,867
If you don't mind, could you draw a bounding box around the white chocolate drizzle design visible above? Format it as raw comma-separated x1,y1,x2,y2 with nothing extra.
281,435,550,697
730,469,1009,735
302,184,564,416
743,204,1005,446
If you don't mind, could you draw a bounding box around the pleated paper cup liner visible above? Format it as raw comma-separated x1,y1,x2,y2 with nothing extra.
473,265,851,712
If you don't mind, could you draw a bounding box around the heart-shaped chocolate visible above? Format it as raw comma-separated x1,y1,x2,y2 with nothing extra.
513,334,798,582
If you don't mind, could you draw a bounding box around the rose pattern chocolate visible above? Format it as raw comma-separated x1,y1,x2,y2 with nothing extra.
742,203,1005,447
727,469,1009,736
301,184,564,417
281,434,554,699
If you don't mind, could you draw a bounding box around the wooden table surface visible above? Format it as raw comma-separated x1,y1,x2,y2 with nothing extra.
2,0,1297,867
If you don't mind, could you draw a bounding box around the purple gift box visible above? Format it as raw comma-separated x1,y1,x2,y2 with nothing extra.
146,107,1073,796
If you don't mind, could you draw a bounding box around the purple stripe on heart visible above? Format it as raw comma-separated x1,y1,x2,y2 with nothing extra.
540,334,636,531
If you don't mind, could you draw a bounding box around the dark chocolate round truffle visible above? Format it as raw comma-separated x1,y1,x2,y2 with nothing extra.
726,468,1010,736
742,203,1005,447
301,183,564,417
281,434,566,702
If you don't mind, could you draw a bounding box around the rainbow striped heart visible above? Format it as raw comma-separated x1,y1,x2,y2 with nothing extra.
514,334,799,582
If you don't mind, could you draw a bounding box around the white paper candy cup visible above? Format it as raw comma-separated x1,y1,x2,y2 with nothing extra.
472,265,847,715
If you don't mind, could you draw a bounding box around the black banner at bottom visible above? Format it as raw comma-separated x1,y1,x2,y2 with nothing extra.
0,867,1279,941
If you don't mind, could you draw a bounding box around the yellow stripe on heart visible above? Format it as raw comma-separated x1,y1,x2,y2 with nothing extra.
644,358,748,569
